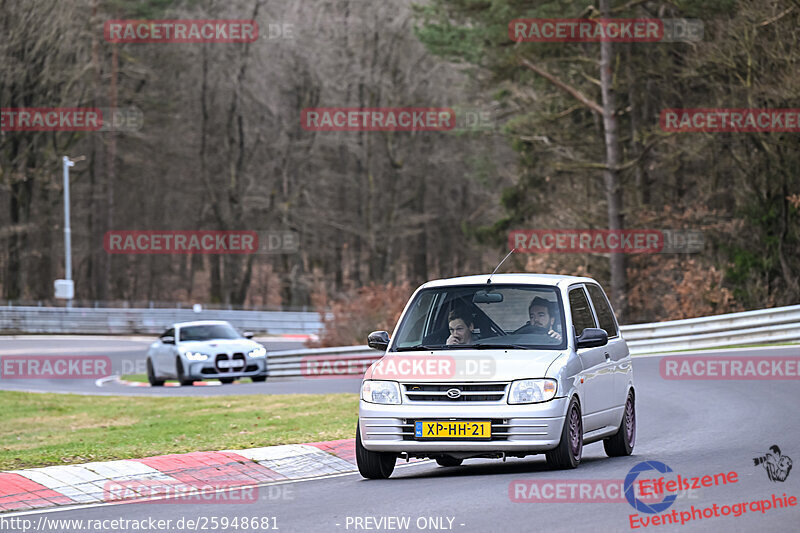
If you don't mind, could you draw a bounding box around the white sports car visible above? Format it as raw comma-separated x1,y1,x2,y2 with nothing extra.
145,320,268,386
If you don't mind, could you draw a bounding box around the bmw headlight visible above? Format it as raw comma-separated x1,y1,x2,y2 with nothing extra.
184,352,209,361
361,380,401,405
508,379,557,404
248,346,267,358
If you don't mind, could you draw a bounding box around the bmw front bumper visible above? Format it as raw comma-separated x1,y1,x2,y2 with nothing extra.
184,357,267,380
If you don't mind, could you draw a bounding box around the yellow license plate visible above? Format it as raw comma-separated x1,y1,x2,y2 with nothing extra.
414,421,491,439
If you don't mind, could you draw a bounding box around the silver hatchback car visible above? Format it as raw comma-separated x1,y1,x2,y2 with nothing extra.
356,274,635,478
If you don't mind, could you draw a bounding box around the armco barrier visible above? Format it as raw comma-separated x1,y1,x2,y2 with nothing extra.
0,306,324,336
2,305,799,377
621,304,800,353
268,346,377,377
266,305,800,377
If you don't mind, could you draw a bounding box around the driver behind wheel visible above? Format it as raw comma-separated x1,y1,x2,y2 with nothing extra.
514,296,562,341
446,308,476,345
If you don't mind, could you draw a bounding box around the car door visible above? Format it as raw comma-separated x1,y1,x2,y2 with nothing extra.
586,283,630,417
569,285,616,432
155,328,176,377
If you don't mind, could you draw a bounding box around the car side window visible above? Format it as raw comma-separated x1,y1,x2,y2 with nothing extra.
161,328,174,340
587,284,618,338
568,287,596,337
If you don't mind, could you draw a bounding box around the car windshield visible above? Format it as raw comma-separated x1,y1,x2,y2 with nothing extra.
178,324,241,342
390,284,567,351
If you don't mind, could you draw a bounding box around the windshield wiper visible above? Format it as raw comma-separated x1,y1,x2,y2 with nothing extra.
395,344,444,352
471,343,530,350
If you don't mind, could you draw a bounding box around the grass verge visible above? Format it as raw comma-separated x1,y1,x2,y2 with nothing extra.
0,391,358,471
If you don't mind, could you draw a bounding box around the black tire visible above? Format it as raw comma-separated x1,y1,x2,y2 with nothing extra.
435,456,463,467
251,375,267,382
546,396,583,469
176,359,194,386
146,358,164,387
604,391,636,457
355,422,396,479
219,377,235,384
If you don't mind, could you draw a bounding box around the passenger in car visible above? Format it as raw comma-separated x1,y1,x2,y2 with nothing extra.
514,296,562,341
446,308,476,345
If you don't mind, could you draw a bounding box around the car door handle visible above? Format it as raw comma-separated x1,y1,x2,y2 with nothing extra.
604,351,611,360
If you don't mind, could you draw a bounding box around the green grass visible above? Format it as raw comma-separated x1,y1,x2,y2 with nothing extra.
0,391,358,470
120,374,149,383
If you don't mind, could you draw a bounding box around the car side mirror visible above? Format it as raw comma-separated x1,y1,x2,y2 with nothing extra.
161,335,175,345
576,328,608,349
368,331,390,351
243,332,254,339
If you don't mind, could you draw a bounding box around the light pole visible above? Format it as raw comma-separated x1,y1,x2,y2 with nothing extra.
63,156,74,284
55,156,83,308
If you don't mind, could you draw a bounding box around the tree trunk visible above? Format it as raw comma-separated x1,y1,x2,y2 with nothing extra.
104,40,118,301
599,0,627,320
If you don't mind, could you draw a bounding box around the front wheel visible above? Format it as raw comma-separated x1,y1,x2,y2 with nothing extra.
146,358,164,387
546,397,582,469
604,391,636,457
176,359,194,386
355,422,396,479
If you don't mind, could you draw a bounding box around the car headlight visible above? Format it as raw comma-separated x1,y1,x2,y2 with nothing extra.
184,352,209,361
361,380,401,405
508,379,557,404
248,346,267,358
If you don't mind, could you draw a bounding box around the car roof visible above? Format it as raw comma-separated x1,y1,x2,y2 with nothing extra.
172,320,233,328
420,273,598,289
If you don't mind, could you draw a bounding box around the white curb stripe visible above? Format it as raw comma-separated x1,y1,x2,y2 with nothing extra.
10,460,171,504
228,445,355,478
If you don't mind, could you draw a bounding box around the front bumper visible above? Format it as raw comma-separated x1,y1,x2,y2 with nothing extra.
184,358,267,379
358,396,569,454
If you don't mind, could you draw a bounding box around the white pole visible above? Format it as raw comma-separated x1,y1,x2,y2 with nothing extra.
63,156,75,308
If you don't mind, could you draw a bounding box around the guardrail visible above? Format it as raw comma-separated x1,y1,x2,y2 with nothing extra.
267,304,800,377
0,306,324,336
268,346,376,377
620,304,800,353
2,304,798,376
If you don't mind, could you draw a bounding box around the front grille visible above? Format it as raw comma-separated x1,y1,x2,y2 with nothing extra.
215,353,246,373
402,382,508,402
402,419,509,441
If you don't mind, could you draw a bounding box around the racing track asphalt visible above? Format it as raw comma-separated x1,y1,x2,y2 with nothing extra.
1,342,799,532
0,336,362,396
